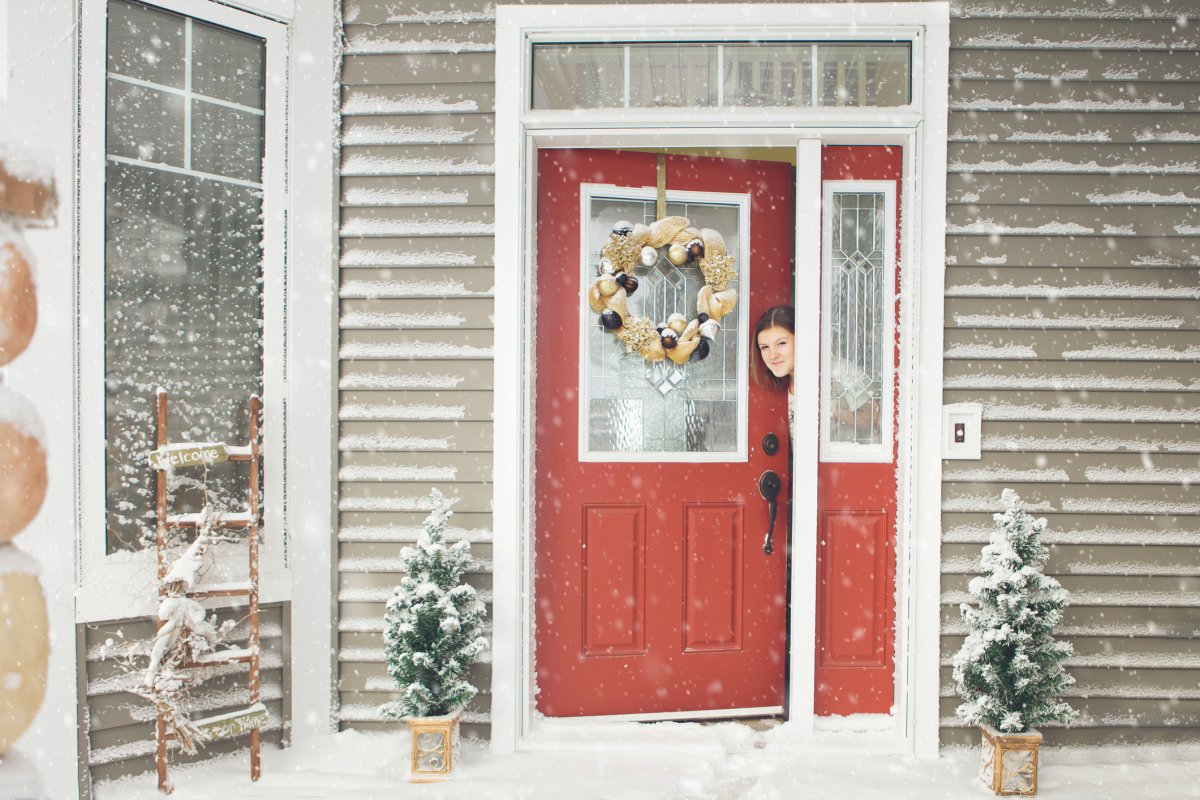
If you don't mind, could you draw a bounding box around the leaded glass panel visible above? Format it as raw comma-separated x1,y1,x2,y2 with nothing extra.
583,194,743,457
828,191,885,447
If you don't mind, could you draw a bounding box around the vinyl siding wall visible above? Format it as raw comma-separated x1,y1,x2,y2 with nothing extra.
336,0,1200,748
81,604,289,791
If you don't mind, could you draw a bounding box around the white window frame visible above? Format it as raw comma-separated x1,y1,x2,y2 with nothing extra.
76,0,289,624
820,179,897,463
576,184,752,463
494,2,948,759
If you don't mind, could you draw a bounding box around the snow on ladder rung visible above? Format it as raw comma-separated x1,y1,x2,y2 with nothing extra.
187,581,252,599
184,647,255,668
165,510,255,528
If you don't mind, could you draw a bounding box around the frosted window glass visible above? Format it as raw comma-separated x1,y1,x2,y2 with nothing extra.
531,41,910,110
722,45,810,107
817,44,910,107
627,45,716,108
532,44,625,109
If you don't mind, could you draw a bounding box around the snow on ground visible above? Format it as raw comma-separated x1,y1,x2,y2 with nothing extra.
85,721,1200,800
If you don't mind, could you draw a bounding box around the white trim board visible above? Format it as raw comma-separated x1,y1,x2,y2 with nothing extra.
493,2,948,760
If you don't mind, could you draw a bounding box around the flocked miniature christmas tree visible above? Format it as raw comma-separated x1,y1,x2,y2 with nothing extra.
381,489,487,720
953,489,1078,733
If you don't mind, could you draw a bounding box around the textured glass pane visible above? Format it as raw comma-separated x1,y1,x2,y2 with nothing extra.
191,101,264,182
104,163,264,552
532,44,625,109
722,44,810,107
106,79,185,166
816,43,910,107
584,196,741,456
191,21,265,108
107,0,185,88
828,192,885,446
628,45,716,107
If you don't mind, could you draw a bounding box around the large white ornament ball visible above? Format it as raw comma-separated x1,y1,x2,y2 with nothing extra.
0,552,49,755
639,246,658,268
0,241,38,367
667,244,689,266
0,391,48,543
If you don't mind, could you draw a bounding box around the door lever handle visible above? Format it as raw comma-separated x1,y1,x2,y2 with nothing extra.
758,470,781,555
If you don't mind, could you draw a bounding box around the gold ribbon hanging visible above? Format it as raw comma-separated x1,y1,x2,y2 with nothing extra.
656,154,667,220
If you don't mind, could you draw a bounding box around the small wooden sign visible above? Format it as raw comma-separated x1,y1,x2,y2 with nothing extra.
194,702,267,742
150,443,229,470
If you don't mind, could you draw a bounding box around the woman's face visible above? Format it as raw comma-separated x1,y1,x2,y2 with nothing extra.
757,325,794,379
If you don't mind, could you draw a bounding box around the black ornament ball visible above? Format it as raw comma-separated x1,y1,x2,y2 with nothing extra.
621,275,638,295
692,338,710,361
698,312,710,324
686,238,704,262
661,331,678,350
600,310,623,330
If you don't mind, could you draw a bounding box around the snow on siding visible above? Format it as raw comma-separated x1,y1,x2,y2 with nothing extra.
337,464,459,481
338,373,464,390
339,218,495,237
341,93,479,115
340,155,495,176
343,187,470,206
340,279,490,298
339,310,467,328
340,249,476,267
952,313,1183,329
945,281,1200,299
342,125,477,147
342,37,495,55
338,402,467,421
339,341,494,359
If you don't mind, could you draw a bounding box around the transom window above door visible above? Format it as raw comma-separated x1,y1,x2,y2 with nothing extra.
532,41,911,110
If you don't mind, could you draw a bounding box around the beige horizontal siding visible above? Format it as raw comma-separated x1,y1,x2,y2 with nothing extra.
336,2,497,738
83,604,288,787
942,0,1200,749
338,0,1200,751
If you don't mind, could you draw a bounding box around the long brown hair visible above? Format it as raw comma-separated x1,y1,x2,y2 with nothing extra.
751,305,795,392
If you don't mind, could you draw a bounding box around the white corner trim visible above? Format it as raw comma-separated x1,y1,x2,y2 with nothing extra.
494,1,949,757
912,17,950,761
285,0,338,743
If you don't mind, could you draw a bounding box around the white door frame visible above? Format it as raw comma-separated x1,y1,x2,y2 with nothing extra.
493,3,949,758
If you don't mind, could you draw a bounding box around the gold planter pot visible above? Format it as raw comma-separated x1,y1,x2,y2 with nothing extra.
407,709,462,782
979,724,1042,796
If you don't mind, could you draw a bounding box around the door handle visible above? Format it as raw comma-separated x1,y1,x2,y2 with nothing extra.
758,470,781,555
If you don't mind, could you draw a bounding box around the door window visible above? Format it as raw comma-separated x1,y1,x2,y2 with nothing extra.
820,181,896,462
580,188,749,459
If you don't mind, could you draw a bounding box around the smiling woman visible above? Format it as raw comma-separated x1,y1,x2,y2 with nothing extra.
753,304,796,437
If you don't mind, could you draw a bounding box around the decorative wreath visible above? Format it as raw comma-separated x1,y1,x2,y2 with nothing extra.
586,215,738,365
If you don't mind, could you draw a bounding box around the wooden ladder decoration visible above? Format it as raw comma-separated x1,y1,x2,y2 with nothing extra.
153,390,263,793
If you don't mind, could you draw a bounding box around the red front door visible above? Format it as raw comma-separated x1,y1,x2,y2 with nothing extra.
534,150,793,717
814,145,902,715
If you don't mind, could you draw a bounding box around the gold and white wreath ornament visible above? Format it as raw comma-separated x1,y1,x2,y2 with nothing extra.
587,216,737,365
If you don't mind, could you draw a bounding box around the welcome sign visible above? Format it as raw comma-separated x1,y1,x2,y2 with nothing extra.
149,443,229,470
